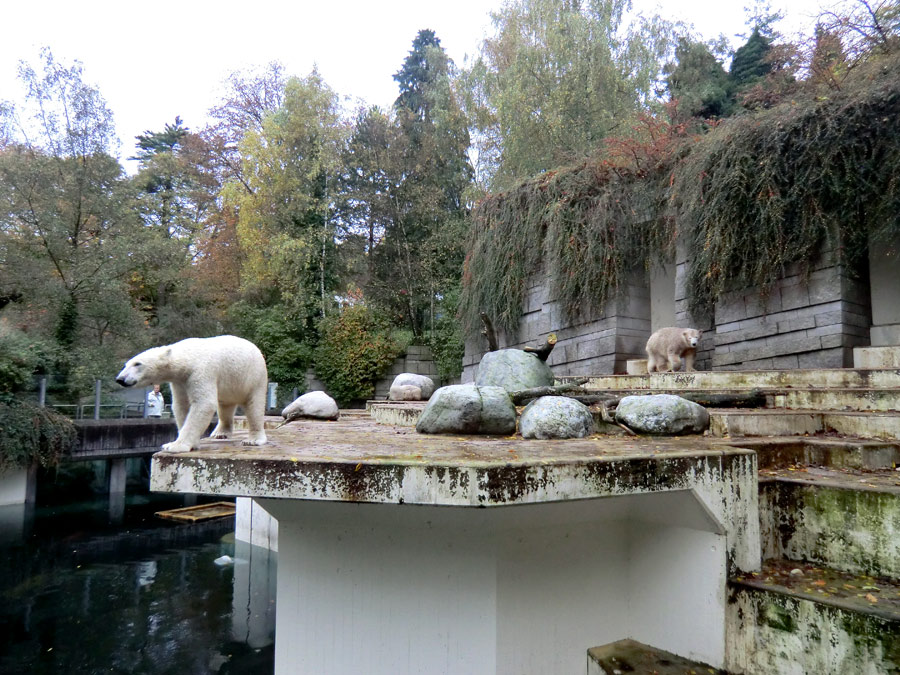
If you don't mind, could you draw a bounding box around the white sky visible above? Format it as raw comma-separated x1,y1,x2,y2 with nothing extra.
3,0,825,166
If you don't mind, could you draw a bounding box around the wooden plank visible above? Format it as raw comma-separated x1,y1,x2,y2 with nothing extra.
155,501,236,522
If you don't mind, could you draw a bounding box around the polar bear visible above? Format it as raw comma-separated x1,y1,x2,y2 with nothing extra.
115,335,268,453
646,327,703,373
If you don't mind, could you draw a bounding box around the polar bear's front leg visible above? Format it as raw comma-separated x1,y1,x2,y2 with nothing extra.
163,400,217,453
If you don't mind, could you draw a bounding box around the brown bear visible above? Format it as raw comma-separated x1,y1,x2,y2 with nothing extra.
645,327,703,373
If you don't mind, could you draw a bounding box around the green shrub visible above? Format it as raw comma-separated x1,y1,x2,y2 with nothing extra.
0,328,52,394
314,305,402,405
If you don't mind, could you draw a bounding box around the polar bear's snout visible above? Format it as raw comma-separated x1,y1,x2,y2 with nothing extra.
115,363,140,387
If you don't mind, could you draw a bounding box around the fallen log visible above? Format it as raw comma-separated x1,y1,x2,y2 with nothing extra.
508,378,589,405
674,391,767,408
523,333,558,362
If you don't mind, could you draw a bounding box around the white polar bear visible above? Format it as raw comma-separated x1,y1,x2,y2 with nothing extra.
645,327,703,373
116,335,268,453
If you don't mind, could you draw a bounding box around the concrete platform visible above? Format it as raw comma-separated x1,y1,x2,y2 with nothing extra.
728,559,900,673
150,418,760,675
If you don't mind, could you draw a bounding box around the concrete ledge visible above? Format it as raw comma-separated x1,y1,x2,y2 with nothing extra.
588,639,726,674
728,562,900,674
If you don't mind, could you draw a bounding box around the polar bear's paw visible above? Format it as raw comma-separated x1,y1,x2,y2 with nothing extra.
242,435,268,447
162,440,193,453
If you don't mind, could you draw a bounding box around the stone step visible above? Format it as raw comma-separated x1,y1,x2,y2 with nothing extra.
722,436,900,471
581,388,900,412
587,639,726,674
709,409,900,441
727,558,900,674
564,368,900,392
855,345,900,369
369,402,426,427
759,467,900,578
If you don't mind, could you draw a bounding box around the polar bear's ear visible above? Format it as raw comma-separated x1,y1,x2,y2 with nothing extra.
163,347,173,360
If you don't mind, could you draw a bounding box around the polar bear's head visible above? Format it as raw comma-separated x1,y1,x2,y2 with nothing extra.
683,328,703,348
115,346,172,387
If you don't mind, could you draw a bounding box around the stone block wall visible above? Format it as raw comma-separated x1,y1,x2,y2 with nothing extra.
463,266,652,381
709,253,870,370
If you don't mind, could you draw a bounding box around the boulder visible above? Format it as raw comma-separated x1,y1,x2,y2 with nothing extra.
614,394,709,435
519,396,594,439
281,390,340,421
475,349,554,392
416,384,516,435
389,384,423,401
390,373,435,399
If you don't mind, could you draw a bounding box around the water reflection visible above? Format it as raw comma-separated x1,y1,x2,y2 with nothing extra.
0,498,275,675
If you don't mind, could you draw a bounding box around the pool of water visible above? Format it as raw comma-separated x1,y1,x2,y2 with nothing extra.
0,496,275,675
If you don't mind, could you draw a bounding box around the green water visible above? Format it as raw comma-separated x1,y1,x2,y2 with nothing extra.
0,496,275,675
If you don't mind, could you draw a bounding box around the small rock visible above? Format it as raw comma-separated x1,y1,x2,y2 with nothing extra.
519,396,594,439
615,394,709,435
790,568,804,576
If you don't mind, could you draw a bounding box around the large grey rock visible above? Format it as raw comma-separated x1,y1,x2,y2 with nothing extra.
282,390,339,421
416,384,516,435
519,396,594,439
391,373,435,399
614,394,709,435
475,349,554,392
389,384,423,401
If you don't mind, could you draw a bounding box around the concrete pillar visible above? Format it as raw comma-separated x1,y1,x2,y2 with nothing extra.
94,379,102,420
38,377,47,407
108,458,127,494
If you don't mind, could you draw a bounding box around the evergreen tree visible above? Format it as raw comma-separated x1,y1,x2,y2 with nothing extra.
730,28,773,88
665,38,734,120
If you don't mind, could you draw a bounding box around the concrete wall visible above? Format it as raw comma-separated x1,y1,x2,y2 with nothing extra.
260,489,727,674
465,245,873,376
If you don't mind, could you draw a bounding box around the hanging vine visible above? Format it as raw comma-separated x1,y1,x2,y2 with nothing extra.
461,54,900,333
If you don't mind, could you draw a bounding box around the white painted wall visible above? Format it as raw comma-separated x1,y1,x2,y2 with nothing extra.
235,497,279,551
259,489,727,675
0,466,27,506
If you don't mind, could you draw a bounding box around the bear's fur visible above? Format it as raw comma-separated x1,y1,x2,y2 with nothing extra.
645,327,703,373
116,335,268,452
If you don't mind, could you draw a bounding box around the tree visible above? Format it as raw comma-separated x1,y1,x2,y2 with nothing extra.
227,70,348,376
0,50,151,393
730,28,774,88
665,38,734,120
129,119,229,341
461,0,676,189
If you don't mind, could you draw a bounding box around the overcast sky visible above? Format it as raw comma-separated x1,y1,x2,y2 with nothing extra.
3,0,825,165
